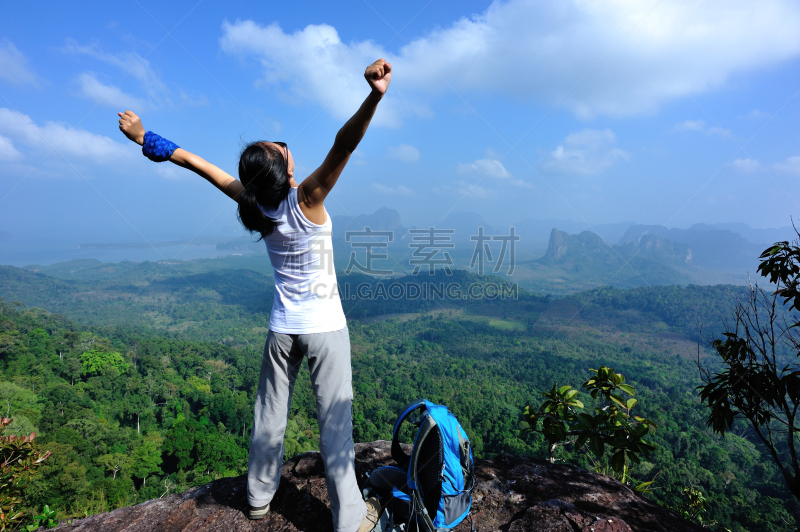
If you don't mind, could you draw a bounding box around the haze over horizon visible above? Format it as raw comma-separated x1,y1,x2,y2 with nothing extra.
1,0,799,254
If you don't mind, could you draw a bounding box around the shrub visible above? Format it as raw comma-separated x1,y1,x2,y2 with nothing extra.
0,417,50,530
521,366,657,484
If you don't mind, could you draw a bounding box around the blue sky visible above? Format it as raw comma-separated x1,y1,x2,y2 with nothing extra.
1,0,799,248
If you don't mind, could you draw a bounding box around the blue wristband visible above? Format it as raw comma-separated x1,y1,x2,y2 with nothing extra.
142,131,180,162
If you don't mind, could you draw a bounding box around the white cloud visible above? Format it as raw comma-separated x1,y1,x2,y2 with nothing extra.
541,129,630,176
774,156,800,176
459,157,536,189
0,41,37,86
456,156,534,190
731,158,760,173
510,178,535,189
387,144,420,163
745,109,770,119
372,183,415,196
0,108,131,163
347,149,367,167
77,73,148,110
450,180,492,198
219,20,426,127
154,165,190,180
706,126,734,139
458,158,513,180
63,40,197,109
64,41,167,94
433,180,492,199
0,136,22,161
221,0,800,119
675,119,734,139
179,90,209,107
675,120,706,132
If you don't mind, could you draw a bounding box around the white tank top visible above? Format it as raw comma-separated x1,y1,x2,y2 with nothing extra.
262,187,346,334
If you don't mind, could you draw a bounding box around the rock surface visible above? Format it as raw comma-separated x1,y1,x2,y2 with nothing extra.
53,441,703,532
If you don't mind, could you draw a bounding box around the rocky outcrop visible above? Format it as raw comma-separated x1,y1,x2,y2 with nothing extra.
540,229,609,264
53,441,702,532
619,223,760,269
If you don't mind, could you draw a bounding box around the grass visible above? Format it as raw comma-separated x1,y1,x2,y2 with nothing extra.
487,318,526,331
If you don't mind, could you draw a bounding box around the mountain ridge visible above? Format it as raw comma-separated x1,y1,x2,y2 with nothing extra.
620,224,760,270
530,228,692,288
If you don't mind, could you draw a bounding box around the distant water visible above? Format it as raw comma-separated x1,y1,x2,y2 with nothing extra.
0,239,244,267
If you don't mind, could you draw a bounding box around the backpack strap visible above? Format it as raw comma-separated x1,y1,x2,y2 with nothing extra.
391,399,428,469
409,413,442,532
408,413,438,490
411,490,438,532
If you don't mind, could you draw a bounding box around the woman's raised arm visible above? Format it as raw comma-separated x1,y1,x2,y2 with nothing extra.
297,59,391,214
117,110,244,201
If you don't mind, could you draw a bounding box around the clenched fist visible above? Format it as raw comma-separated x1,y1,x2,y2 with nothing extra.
365,59,391,96
118,110,145,145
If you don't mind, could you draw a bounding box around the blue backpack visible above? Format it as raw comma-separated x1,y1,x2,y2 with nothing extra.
366,399,475,532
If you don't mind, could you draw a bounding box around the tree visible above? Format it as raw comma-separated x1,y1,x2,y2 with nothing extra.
697,228,800,505
131,433,163,486
671,487,713,528
0,382,37,421
96,453,133,480
125,395,153,435
195,424,247,478
163,419,201,472
80,350,130,377
63,357,82,387
521,366,657,484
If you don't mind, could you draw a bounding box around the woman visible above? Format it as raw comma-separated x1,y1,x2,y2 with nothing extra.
118,59,391,532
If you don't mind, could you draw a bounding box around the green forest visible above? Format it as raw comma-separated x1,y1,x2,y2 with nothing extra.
0,259,797,530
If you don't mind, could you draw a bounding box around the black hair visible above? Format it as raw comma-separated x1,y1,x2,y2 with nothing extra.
237,141,291,240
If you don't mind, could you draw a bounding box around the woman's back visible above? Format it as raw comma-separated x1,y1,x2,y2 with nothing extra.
264,187,346,334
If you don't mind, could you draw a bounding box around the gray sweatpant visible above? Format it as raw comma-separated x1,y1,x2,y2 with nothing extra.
247,325,367,532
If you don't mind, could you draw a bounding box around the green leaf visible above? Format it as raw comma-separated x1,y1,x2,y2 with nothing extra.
609,394,627,409
564,389,579,401
626,398,638,410
609,435,629,449
639,441,657,453
617,384,635,396
589,435,604,457
609,450,626,472
577,413,595,428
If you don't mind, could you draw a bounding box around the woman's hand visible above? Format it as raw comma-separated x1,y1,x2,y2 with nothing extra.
118,110,145,146
365,59,391,96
